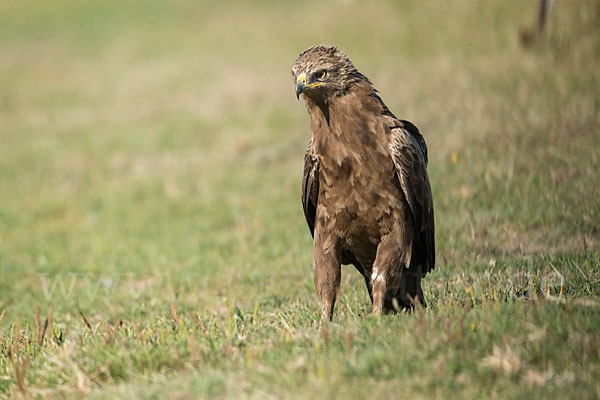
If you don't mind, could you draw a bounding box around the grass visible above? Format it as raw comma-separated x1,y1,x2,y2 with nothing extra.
0,0,599,398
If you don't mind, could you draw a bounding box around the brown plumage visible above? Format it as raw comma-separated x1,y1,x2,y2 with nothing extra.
292,45,435,321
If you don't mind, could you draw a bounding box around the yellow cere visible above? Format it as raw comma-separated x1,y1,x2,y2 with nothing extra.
297,71,324,88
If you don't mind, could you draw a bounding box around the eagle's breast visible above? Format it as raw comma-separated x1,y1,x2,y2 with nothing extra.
308,93,406,247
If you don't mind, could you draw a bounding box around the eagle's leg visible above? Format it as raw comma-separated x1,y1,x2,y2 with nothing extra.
384,266,425,311
371,230,412,315
313,229,342,322
397,266,426,309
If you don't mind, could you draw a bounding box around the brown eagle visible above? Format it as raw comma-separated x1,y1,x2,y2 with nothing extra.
292,45,435,321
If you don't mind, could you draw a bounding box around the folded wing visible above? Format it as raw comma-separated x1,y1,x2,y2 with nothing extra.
389,121,435,274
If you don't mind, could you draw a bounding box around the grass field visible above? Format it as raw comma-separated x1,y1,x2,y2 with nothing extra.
1,0,599,398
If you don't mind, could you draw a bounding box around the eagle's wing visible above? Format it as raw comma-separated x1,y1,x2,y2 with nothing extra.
389,120,435,274
302,139,319,237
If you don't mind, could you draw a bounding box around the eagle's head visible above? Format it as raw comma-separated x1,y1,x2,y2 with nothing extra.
291,45,365,100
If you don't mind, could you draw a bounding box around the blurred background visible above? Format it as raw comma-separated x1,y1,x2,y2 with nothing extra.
1,0,599,313
0,0,599,397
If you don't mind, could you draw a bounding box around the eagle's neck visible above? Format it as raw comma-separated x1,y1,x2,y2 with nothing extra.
304,95,330,130
305,96,333,159
305,80,380,168
305,80,375,149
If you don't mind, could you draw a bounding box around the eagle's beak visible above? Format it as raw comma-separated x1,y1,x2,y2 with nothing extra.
296,81,306,99
295,72,307,99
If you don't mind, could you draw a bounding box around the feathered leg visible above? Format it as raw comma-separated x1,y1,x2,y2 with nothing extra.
371,221,413,315
386,266,426,311
313,228,341,322
371,236,402,314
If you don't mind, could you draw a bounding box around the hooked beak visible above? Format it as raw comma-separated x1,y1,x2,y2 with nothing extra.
295,81,306,99
295,72,307,99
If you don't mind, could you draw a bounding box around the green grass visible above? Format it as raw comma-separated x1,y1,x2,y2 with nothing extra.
1,0,599,398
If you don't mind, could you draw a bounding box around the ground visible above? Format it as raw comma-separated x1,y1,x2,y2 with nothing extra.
0,0,599,398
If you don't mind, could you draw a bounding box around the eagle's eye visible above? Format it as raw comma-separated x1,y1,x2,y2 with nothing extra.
316,70,327,80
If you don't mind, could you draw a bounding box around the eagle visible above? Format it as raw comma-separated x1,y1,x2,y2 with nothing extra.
291,45,435,321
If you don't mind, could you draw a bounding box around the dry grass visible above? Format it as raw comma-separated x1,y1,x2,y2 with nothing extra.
0,0,599,398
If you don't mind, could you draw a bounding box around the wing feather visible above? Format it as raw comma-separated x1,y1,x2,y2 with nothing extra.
389,122,435,274
302,140,319,237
